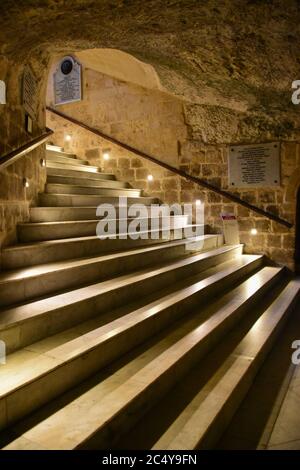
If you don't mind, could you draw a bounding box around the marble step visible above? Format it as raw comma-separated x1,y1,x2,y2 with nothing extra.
1,227,211,269
46,165,115,180
46,160,101,174
38,193,159,207
45,183,142,197
0,242,237,309
0,265,285,449
17,215,192,242
46,151,89,166
0,256,265,432
47,174,129,189
46,144,64,153
0,244,243,352
164,279,300,450
29,205,181,222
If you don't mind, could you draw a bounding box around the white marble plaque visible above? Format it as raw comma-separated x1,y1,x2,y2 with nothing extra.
228,142,280,187
23,66,38,118
0,80,6,104
54,56,82,105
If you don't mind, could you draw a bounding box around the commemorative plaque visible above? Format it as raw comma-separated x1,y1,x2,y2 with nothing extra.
23,66,38,118
228,142,280,187
54,56,82,105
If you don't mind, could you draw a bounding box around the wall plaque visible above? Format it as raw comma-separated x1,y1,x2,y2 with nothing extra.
228,142,280,187
54,56,82,105
23,66,38,118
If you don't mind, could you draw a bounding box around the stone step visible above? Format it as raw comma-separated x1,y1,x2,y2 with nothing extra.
0,256,265,433
29,206,171,222
0,243,241,353
164,279,300,450
45,183,142,197
0,242,238,309
38,193,159,207
46,150,89,166
46,144,64,153
1,227,210,269
46,160,101,174
46,165,115,180
1,265,287,449
17,215,192,242
47,174,129,189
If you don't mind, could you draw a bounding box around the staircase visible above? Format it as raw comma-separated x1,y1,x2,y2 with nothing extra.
0,144,298,450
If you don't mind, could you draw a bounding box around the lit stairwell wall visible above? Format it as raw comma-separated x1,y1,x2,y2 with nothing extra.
46,57,298,270
0,56,47,251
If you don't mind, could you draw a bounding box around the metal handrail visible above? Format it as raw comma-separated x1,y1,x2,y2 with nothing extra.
0,128,53,172
46,106,293,228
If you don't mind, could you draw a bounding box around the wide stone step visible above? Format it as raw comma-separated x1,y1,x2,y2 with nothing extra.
46,165,115,180
39,193,159,207
46,151,89,166
46,144,64,153
0,242,237,309
29,206,182,222
46,160,101,174
0,242,240,352
17,215,192,242
164,280,300,450
0,256,265,433
1,265,288,449
1,227,210,269
47,174,129,189
45,183,142,197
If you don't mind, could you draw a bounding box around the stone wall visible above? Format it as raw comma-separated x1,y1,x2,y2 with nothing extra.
0,56,47,252
47,64,298,271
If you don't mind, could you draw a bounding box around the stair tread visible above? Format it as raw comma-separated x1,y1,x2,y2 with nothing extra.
45,183,140,192
2,227,210,252
0,237,228,284
0,249,253,332
164,279,300,450
1,265,285,450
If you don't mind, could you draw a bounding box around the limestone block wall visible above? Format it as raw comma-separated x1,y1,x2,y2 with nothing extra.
46,66,298,271
0,57,47,250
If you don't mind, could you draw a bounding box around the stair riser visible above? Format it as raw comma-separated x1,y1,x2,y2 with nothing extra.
0,239,230,352
46,167,114,180
46,149,75,158
80,269,288,449
17,216,191,242
45,184,142,197
47,174,129,189
0,243,188,309
46,161,100,174
0,257,263,430
29,206,170,222
2,228,207,269
39,193,159,207
46,153,89,166
178,289,300,450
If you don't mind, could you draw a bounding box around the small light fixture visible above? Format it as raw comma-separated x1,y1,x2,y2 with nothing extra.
103,151,110,161
250,228,258,235
23,178,29,188
147,174,153,181
195,199,201,205
65,134,71,142
40,158,46,167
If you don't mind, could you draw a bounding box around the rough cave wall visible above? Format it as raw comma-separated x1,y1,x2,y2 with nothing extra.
0,56,47,251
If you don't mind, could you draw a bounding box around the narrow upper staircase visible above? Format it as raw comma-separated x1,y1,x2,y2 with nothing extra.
0,144,298,450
